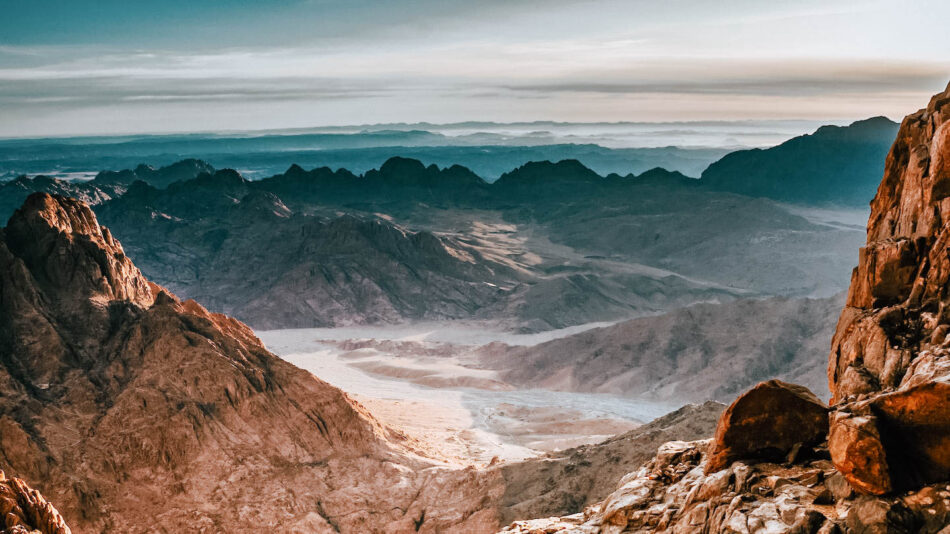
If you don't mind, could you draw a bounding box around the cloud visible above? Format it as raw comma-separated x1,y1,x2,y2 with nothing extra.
503,59,950,97
1,0,949,135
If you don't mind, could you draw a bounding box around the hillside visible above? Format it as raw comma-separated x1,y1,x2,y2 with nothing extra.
480,294,843,402
701,116,899,205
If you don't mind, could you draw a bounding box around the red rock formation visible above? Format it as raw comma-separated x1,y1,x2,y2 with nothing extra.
830,82,950,401
0,193,498,533
827,81,950,495
705,380,828,473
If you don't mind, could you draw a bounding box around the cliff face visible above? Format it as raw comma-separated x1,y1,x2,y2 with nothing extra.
0,193,499,533
826,82,950,496
830,83,950,401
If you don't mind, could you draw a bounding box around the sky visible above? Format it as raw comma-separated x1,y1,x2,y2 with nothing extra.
1,0,949,137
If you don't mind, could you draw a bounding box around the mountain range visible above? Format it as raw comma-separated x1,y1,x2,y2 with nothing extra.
0,118,882,331
1,79,947,534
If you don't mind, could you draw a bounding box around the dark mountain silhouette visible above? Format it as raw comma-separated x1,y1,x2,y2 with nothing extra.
92,158,215,188
0,159,215,222
1,153,866,331
700,116,899,205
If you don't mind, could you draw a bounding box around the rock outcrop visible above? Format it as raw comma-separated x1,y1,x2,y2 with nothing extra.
501,439,950,534
827,81,950,495
0,470,71,534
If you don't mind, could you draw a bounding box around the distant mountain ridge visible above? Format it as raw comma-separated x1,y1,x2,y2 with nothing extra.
0,136,870,331
701,116,900,205
0,114,900,215
479,293,844,402
0,156,711,220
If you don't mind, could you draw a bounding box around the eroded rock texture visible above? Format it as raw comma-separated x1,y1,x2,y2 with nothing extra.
500,440,950,534
826,81,950,496
0,470,70,534
705,380,829,474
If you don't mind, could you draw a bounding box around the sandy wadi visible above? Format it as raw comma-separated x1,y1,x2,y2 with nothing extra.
257,322,677,465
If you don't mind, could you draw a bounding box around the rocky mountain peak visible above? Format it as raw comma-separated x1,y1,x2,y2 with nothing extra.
0,193,512,533
4,192,155,308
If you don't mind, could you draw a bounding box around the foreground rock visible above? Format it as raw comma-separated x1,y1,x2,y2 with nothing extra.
0,470,71,534
705,380,829,473
500,439,950,534
827,81,950,496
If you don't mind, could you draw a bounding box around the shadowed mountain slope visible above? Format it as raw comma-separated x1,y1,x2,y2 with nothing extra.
701,116,899,205
480,294,843,403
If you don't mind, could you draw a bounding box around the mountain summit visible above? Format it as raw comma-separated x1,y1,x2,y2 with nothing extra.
701,116,899,205
0,193,498,532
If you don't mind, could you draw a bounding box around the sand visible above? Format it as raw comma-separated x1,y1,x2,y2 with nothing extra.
258,322,677,466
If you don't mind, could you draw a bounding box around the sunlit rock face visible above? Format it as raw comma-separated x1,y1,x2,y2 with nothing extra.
704,380,828,474
0,469,71,534
830,82,950,402
827,81,950,495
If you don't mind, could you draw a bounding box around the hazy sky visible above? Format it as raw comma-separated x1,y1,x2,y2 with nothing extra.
1,0,949,137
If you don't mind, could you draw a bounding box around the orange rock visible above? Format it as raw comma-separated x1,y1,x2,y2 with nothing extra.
0,469,71,534
872,380,950,486
828,408,892,495
829,81,950,402
705,380,828,474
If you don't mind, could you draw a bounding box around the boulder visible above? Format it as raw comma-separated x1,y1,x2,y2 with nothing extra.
829,379,950,495
705,380,829,474
872,379,950,486
828,409,892,495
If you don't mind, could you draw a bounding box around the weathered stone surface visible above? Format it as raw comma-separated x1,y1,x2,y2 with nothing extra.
871,379,950,486
828,409,893,495
0,470,71,534
706,380,829,473
829,367,950,496
820,81,950,499
498,440,836,534
498,439,950,534
829,81,950,403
